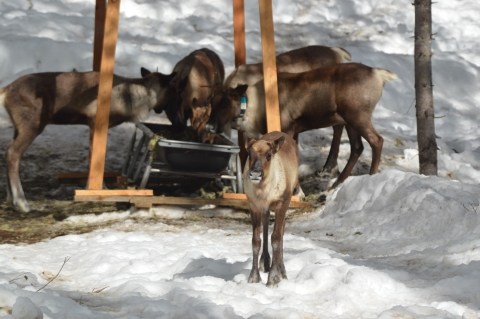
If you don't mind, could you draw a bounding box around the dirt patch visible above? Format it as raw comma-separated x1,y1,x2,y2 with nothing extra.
0,171,332,245
0,198,131,245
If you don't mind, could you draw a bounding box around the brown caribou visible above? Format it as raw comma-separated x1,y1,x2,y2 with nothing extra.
1,70,176,212
142,48,224,142
207,63,397,190
205,45,352,173
243,131,299,287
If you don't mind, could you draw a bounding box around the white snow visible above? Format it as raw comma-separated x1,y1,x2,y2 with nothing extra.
1,0,480,318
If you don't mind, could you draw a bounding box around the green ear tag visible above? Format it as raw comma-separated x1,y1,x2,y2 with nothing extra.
240,95,247,117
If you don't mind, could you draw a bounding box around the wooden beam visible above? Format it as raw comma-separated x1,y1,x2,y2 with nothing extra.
258,0,281,132
129,196,310,210
87,0,121,190
75,189,153,197
74,195,132,203
74,194,310,209
233,0,247,174
222,193,301,202
93,0,107,71
233,0,246,67
131,196,250,210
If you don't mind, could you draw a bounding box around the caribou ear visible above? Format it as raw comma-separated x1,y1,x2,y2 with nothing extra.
243,132,257,151
230,84,248,98
271,135,286,154
140,67,151,78
160,72,177,86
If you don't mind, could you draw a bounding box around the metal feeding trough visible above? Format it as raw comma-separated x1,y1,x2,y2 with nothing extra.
122,122,243,193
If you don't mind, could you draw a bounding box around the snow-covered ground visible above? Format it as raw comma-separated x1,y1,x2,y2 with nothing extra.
1,0,480,318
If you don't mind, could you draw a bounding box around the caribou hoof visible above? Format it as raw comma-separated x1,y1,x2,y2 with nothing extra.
317,188,336,204
316,166,339,178
317,193,327,204
13,200,32,213
266,264,287,288
248,269,261,283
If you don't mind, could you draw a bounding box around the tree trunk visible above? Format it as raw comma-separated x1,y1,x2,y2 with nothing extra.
414,0,437,175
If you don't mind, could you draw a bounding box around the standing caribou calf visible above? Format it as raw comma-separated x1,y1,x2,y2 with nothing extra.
0,70,176,213
243,131,299,287
209,63,397,190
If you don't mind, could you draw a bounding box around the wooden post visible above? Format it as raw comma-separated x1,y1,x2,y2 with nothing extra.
87,0,121,190
233,0,247,172
258,0,281,132
233,0,246,67
93,0,107,71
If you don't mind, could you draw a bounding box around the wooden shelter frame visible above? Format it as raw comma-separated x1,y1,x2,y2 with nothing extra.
74,0,308,209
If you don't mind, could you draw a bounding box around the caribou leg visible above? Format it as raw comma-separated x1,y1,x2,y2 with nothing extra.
330,124,363,190
259,209,271,273
248,205,262,283
267,199,289,288
320,124,344,175
355,121,383,175
6,126,44,213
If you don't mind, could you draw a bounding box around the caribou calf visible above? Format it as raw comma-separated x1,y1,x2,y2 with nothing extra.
1,70,176,212
210,63,397,190
244,131,299,287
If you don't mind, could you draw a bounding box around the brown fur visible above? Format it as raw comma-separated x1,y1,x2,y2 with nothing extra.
243,131,299,287
191,97,216,144
215,63,397,190
148,48,224,142
1,70,176,212
226,45,351,88
207,45,352,173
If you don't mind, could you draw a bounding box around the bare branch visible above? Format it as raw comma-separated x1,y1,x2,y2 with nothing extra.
404,97,416,115
36,257,71,292
9,274,28,284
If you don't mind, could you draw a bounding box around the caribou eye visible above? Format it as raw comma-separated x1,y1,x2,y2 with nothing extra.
266,153,272,161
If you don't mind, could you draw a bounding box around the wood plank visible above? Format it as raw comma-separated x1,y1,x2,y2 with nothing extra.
93,0,106,71
87,0,121,190
222,193,301,202
130,196,310,210
233,0,246,67
74,195,133,203
131,197,249,210
233,0,247,173
222,193,246,200
258,0,281,133
74,194,310,209
75,189,153,197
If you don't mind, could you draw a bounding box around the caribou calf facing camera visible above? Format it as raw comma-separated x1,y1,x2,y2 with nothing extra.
243,131,300,287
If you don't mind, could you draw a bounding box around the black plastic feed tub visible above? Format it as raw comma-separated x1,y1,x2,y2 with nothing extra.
122,122,243,193
144,123,237,173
